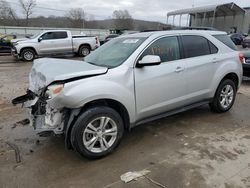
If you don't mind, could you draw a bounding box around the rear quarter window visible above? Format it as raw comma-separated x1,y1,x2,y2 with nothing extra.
213,34,238,50
208,41,218,54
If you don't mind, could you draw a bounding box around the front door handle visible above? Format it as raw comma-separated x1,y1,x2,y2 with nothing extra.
175,66,185,73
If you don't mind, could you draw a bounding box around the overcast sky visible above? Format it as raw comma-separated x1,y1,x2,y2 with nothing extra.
8,0,250,23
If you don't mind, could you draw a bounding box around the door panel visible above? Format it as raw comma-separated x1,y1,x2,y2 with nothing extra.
38,39,58,54
135,60,188,120
134,36,188,120
185,55,219,101
38,32,72,54
180,35,219,102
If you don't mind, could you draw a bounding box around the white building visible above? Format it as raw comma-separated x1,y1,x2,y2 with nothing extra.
167,2,250,34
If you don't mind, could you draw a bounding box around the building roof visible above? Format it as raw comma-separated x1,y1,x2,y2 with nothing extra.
167,2,245,17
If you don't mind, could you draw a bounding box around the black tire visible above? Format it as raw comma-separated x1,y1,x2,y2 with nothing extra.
78,45,90,57
71,106,124,159
21,48,36,61
209,79,236,113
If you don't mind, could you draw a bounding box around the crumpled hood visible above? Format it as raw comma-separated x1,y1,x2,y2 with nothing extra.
29,58,108,93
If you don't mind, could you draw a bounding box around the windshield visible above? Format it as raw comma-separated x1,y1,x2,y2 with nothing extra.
84,37,147,68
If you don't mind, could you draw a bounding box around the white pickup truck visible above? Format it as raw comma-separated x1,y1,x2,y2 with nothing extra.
11,30,100,61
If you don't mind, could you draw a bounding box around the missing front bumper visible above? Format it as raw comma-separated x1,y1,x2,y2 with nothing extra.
13,90,65,135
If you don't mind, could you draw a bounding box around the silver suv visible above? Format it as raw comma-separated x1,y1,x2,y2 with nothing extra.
13,30,243,159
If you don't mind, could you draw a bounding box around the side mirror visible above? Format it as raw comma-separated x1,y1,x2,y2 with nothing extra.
137,55,161,67
38,37,42,42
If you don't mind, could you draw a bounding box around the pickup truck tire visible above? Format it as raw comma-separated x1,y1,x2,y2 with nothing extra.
78,45,90,57
21,48,35,61
209,79,236,113
71,106,124,159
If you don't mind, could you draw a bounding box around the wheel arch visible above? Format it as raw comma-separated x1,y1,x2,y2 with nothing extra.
221,72,239,89
20,47,38,55
64,98,130,149
78,43,91,52
211,72,240,99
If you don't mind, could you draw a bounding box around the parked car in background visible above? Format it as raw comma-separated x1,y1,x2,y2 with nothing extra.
230,33,245,45
242,35,250,48
242,50,250,77
12,30,242,159
0,34,16,53
11,30,100,61
101,34,119,44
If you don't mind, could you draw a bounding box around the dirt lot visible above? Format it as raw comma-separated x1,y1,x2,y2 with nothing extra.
0,55,250,188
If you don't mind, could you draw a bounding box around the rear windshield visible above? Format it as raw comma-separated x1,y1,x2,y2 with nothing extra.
213,34,238,50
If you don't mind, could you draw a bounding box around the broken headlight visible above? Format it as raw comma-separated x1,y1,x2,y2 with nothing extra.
46,84,64,99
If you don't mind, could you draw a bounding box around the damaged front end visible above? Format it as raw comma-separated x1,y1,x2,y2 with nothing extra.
12,58,108,137
12,86,65,136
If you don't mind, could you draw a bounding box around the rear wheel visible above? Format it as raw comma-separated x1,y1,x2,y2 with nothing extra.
78,45,90,57
21,48,35,61
209,79,236,113
71,106,124,159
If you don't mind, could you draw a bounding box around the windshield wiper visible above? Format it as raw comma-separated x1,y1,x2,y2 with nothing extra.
86,61,99,66
86,61,112,68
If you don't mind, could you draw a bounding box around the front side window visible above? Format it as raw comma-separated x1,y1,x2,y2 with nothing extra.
41,32,55,40
181,35,211,58
139,36,180,62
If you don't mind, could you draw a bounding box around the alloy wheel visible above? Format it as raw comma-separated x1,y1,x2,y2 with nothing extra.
82,116,118,153
23,51,34,61
219,84,234,109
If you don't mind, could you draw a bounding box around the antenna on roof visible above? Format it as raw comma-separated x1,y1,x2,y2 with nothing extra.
192,0,195,7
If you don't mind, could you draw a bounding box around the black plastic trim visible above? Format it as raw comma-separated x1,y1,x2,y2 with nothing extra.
134,100,211,127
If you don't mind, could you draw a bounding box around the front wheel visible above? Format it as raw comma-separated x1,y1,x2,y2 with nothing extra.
70,106,124,159
21,48,35,61
209,79,236,113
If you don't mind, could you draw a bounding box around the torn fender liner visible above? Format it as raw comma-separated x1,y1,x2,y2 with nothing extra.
12,90,36,105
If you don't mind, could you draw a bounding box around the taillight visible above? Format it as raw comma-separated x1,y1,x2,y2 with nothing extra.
239,53,245,64
95,37,99,45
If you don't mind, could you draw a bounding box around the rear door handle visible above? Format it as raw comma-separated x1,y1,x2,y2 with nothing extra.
175,66,185,73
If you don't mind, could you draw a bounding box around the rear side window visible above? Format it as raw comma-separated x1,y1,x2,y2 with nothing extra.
53,32,68,39
140,36,181,62
213,34,237,50
181,35,211,58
